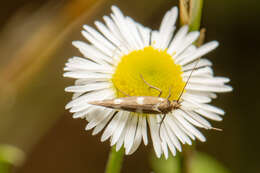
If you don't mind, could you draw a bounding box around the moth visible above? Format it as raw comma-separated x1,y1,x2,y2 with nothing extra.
88,61,196,127
89,74,183,120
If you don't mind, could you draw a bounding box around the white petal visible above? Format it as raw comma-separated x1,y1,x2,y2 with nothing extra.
159,7,178,33
101,111,121,141
94,21,128,54
178,109,205,128
186,90,217,99
63,71,111,79
175,112,206,142
178,41,219,66
182,66,213,77
124,114,138,152
175,45,197,63
168,25,189,54
199,103,225,115
126,17,144,49
186,83,233,93
81,30,114,58
182,92,212,103
174,118,196,140
185,110,212,129
127,115,143,154
83,25,116,52
116,116,130,151
64,57,113,73
111,112,129,145
175,31,200,56
72,106,92,119
92,110,115,135
72,41,114,65
167,115,192,145
151,31,159,48
195,109,223,121
157,7,178,50
69,103,92,113
159,125,169,159
65,82,111,93
141,116,148,145
181,59,212,71
65,89,113,109
85,108,112,130
183,77,230,86
137,24,151,47
164,117,182,151
148,115,162,158
111,6,139,50
163,124,177,156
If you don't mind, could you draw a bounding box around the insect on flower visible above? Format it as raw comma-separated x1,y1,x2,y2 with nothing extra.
64,5,232,158
88,59,222,136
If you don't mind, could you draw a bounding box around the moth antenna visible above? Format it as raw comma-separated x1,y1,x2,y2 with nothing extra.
177,57,202,102
140,74,162,97
180,108,222,132
211,127,223,131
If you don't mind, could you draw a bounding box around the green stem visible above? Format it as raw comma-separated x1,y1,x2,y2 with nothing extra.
105,146,124,173
179,0,204,173
180,145,195,173
189,0,204,31
0,162,10,173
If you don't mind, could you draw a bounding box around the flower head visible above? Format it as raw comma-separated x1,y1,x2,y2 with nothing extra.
64,5,232,158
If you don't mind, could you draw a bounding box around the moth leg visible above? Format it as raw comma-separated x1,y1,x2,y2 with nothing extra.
166,87,172,100
159,114,167,141
140,74,162,97
114,85,130,97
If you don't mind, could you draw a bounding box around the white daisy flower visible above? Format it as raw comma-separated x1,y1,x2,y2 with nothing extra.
64,5,232,158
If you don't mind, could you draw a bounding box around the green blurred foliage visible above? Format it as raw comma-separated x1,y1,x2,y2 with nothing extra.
150,151,230,173
192,152,229,173
0,145,25,173
150,153,180,173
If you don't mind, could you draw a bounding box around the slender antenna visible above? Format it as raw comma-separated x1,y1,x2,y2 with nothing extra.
177,57,201,102
211,127,223,131
180,108,223,132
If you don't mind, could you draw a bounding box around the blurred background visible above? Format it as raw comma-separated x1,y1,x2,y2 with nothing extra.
0,0,259,173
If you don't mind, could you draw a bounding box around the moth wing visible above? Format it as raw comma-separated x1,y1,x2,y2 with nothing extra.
89,96,163,114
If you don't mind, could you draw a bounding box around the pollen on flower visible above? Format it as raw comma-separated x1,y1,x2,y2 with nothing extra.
111,46,185,100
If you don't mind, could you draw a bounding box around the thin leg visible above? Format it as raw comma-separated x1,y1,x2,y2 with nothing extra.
159,114,167,140
166,87,172,100
140,74,162,97
114,85,130,97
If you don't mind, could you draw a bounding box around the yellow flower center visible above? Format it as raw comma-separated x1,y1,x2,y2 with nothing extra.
111,46,185,100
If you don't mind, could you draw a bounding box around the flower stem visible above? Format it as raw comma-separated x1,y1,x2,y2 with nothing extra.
105,146,124,173
179,0,204,173
180,145,195,173
189,0,204,31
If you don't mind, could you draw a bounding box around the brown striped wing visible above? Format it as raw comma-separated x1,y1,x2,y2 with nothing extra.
88,96,165,114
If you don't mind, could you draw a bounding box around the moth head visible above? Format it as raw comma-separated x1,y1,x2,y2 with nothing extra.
170,100,181,109
157,100,175,114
